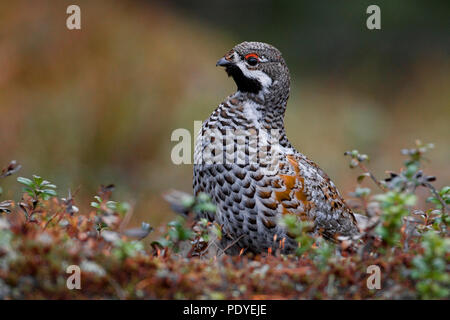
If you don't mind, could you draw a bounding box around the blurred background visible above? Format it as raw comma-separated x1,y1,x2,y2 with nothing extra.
0,0,449,228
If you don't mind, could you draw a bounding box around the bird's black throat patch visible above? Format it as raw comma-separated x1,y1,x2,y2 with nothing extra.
225,65,262,94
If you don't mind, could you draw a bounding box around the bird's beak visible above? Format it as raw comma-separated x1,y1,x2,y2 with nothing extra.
216,57,231,67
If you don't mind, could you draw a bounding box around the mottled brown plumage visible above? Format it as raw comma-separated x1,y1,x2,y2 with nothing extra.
194,42,359,254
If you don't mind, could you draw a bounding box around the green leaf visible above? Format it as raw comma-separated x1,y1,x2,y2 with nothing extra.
404,194,417,206
181,196,195,208
91,202,100,209
106,201,117,210
354,187,371,198
357,173,370,183
32,175,43,184
41,182,57,189
17,177,33,187
43,189,57,197
440,186,450,195
117,202,131,215
350,159,359,168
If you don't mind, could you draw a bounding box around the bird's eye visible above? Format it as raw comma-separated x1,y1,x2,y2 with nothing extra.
245,53,259,66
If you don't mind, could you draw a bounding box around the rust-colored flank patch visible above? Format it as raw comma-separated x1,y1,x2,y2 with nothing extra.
274,155,310,219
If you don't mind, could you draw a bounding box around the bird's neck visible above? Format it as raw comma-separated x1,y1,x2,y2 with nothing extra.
231,87,292,148
235,79,290,129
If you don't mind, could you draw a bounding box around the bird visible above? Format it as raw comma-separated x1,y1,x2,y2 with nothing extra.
193,41,359,255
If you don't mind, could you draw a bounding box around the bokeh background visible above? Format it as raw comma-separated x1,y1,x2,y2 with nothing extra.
0,0,449,228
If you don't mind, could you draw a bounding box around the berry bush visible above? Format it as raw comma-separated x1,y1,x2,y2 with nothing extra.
0,142,448,299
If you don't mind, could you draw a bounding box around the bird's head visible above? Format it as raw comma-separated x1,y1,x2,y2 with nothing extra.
216,41,290,96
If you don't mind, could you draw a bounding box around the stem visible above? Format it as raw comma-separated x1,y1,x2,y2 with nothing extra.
217,234,245,257
358,162,387,192
423,182,447,215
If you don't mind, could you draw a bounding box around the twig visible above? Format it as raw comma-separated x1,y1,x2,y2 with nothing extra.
118,200,135,232
107,275,127,300
358,162,387,192
217,234,245,257
423,182,447,215
43,210,61,230
199,240,219,259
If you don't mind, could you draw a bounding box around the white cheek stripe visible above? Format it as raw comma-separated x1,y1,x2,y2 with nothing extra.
235,61,273,92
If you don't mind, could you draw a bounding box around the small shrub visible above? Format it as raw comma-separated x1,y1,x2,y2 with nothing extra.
0,141,448,299
17,175,57,201
411,231,450,299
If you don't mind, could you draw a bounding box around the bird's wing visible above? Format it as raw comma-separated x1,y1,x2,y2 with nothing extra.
253,154,359,240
